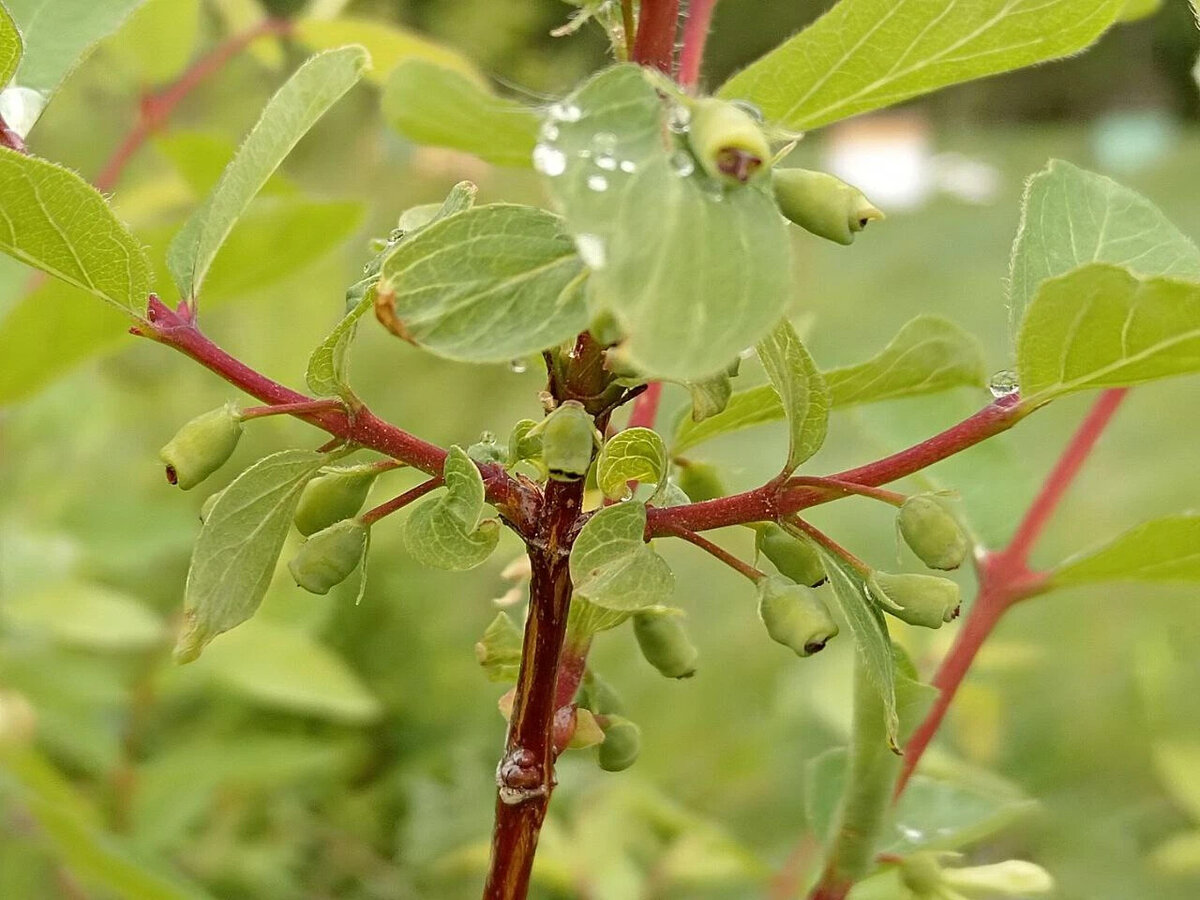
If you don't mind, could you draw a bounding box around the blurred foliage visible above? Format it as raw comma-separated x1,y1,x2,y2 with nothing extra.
1,1,1200,899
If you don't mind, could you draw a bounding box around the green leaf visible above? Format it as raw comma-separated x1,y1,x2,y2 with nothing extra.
685,366,736,422
1153,740,1200,823
382,58,539,167
717,0,1123,131
570,502,674,612
174,450,329,663
103,0,200,86
756,318,829,472
1009,160,1200,335
295,16,477,84
1049,516,1200,587
376,204,589,364
0,3,22,88
541,64,792,381
404,446,500,571
5,0,148,98
672,384,782,455
167,46,369,300
0,147,151,312
1017,264,1200,404
191,618,382,723
596,427,668,501
820,551,900,750
1119,0,1163,22
154,131,297,198
1,580,162,650
565,595,643,641
475,611,523,683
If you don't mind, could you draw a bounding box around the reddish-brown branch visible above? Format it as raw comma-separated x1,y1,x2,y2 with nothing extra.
679,0,720,90
632,0,680,73
360,476,443,526
94,17,291,192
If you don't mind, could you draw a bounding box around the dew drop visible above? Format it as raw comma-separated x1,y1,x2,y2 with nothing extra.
591,131,618,156
731,99,765,124
897,824,925,843
669,150,695,177
549,101,581,123
988,369,1020,398
532,143,567,177
667,103,692,133
575,233,607,270
508,358,528,374
388,227,404,242
586,173,609,192
539,121,560,142
596,155,618,171
619,159,638,174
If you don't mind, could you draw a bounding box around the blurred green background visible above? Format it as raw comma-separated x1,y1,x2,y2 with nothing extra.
2,1,1200,898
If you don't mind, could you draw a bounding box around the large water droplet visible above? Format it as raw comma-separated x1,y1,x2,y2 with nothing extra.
539,121,560,142
988,369,1020,398
667,103,692,133
897,824,925,843
586,173,609,192
533,143,567,177
548,101,581,123
619,159,638,174
508,358,528,374
575,233,607,270
731,99,765,124
669,150,695,177
388,227,405,242
591,131,618,156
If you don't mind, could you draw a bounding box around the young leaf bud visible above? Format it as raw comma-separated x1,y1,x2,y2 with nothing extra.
293,467,379,537
756,524,827,587
771,168,883,245
757,576,839,657
288,519,368,595
160,403,243,490
597,716,641,772
898,495,968,571
676,460,726,503
687,98,772,185
941,859,1054,896
870,572,960,629
539,400,598,482
632,609,699,679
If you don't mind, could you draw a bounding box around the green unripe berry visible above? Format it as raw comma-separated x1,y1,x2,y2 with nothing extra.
757,576,839,657
294,467,379,537
870,572,960,629
597,716,641,772
676,460,726,503
687,98,771,185
772,168,883,245
898,495,968,571
581,671,625,717
160,402,243,490
756,524,827,587
632,609,699,679
288,519,368,595
539,400,598,482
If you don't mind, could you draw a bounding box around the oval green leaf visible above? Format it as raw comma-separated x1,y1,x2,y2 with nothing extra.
404,446,500,570
596,427,668,501
569,502,674,612
1049,516,1200,587
757,318,829,473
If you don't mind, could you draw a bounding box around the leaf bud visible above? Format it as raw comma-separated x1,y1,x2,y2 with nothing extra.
288,519,369,595
756,523,827,587
870,572,960,629
596,715,641,772
941,859,1054,896
757,576,839,657
160,403,243,490
539,400,598,482
772,168,883,245
675,459,726,503
632,608,699,679
898,495,968,571
293,467,379,537
688,98,772,185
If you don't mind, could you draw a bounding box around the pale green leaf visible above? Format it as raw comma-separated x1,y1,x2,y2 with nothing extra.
757,318,829,472
672,384,782,456
1009,160,1200,335
376,203,589,363
5,0,147,98
175,450,329,663
1049,516,1200,587
1119,0,1162,21
1152,831,1200,876
565,595,643,641
383,59,539,168
718,0,1123,131
295,16,477,84
154,131,297,198
167,46,369,299
0,3,22,88
1153,740,1200,823
191,618,382,723
475,611,523,683
103,0,200,86
1017,264,1200,404
1,580,162,650
541,64,792,381
570,502,674,611
404,446,500,570
0,147,150,312
685,366,736,422
596,427,668,501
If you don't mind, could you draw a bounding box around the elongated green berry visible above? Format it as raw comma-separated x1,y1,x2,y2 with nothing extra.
688,98,771,185
632,609,699,679
756,524,826,587
870,572,960,629
676,460,726,503
539,400,598,482
288,519,368,595
772,168,883,245
160,403,243,490
294,467,379,537
597,716,641,772
757,576,839,657
898,495,968,571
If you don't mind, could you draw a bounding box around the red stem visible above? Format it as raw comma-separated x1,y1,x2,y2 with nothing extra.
360,476,443,526
632,0,680,73
626,381,663,429
239,398,345,420
660,521,765,582
678,0,720,90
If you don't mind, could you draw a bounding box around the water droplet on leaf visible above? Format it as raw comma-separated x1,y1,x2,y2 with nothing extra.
988,369,1020,398
619,159,638,174
575,233,607,269
667,103,691,133
539,121,560,142
586,173,609,192
533,143,567,177
549,101,581,123
509,358,528,374
669,151,695,177
730,99,765,124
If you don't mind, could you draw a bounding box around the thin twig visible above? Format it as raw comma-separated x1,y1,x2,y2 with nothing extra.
360,477,443,526
660,521,764,582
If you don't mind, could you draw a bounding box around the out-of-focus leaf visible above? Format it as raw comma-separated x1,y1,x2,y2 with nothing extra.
1049,516,1200,586
672,385,782,455
570,502,674,611
596,427,667,501
756,318,829,472
404,446,499,571
154,131,297,198
474,611,523,683
0,4,22,87
1,580,162,650
104,0,200,86
1151,830,1200,875
1153,740,1200,822
295,16,476,84
1119,0,1163,21
382,58,539,167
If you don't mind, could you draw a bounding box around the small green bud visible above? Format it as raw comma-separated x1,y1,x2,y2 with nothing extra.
941,859,1054,896
676,460,726,503
870,572,960,629
294,467,379,537
632,609,699,679
580,671,625,717
160,403,243,490
898,495,968,571
687,98,771,185
539,400,599,482
899,852,944,895
596,716,641,772
772,168,883,246
757,576,839,657
756,524,827,587
288,519,368,595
